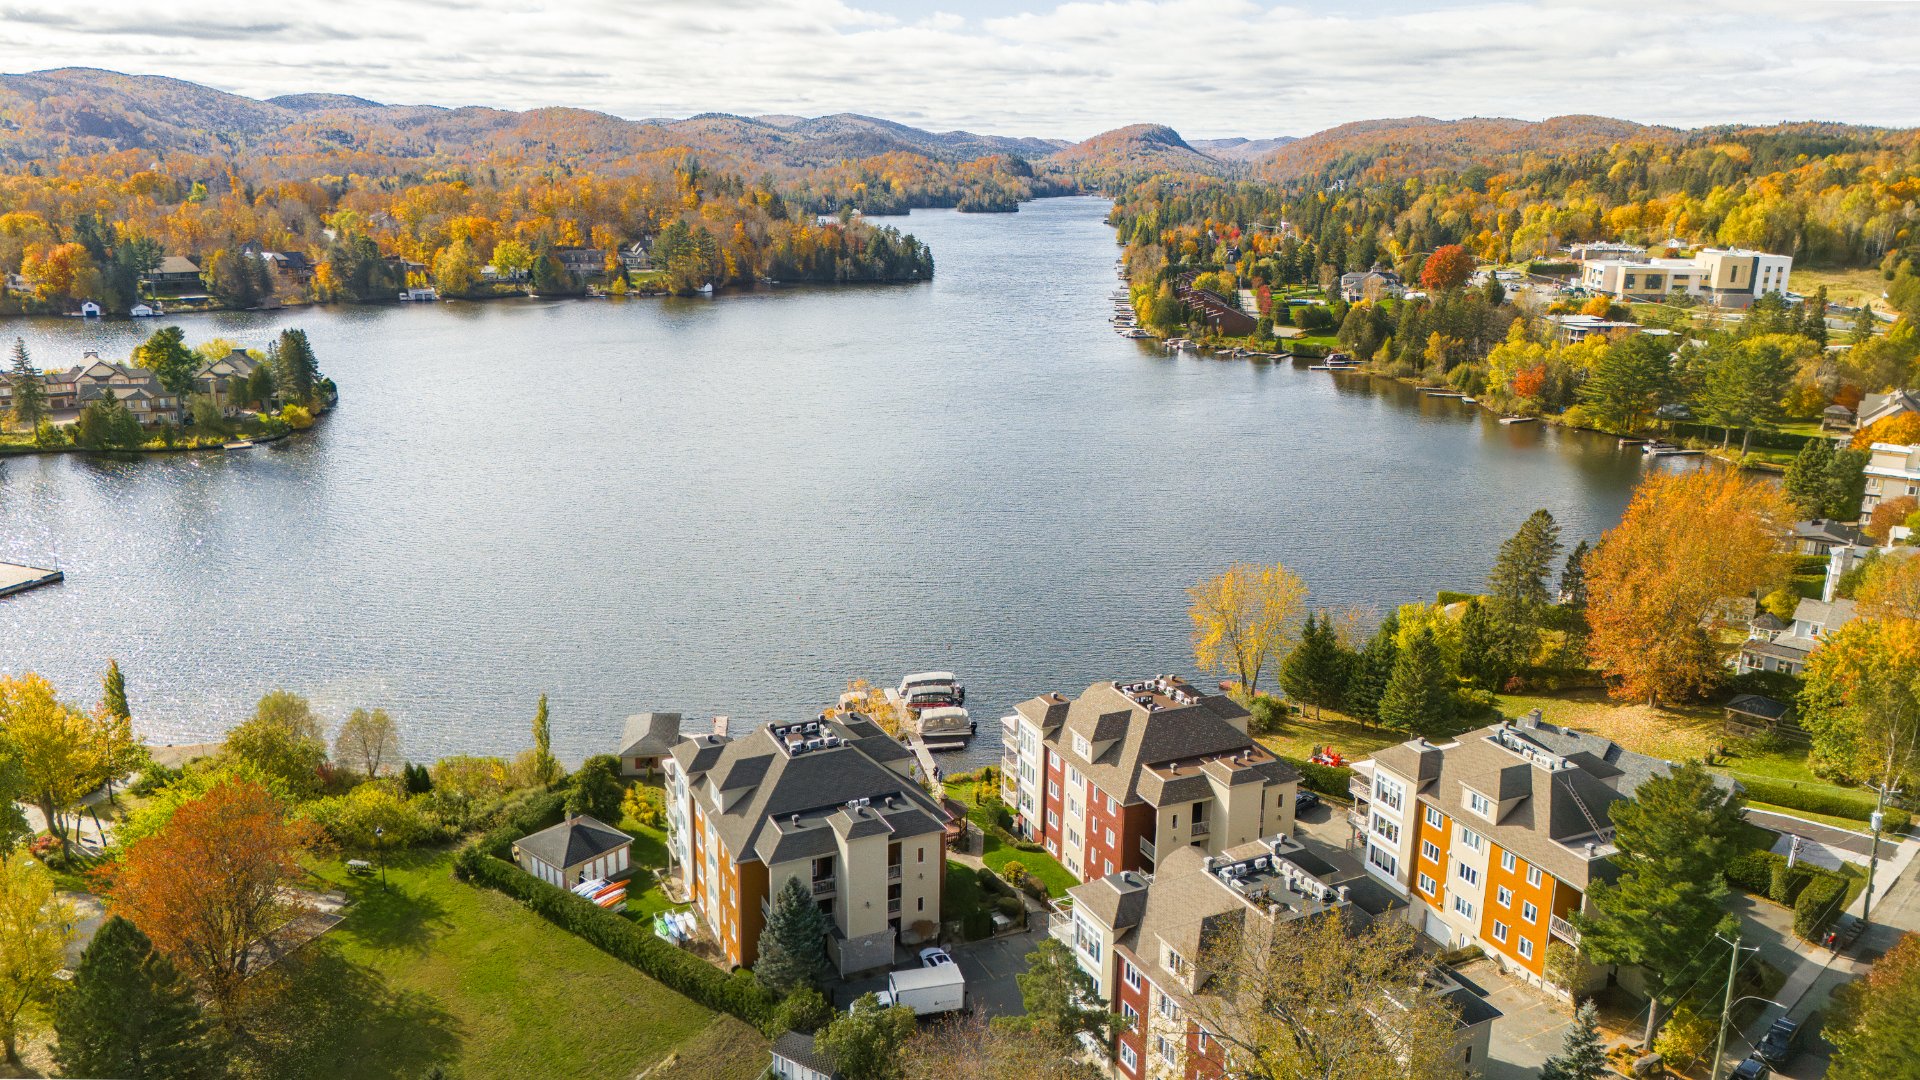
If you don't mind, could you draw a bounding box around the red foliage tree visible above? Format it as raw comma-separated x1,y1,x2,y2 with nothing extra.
1419,244,1475,291
1512,364,1548,400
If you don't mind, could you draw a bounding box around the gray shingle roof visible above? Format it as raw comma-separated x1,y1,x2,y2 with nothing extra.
1039,680,1290,805
1726,694,1791,722
515,814,631,871
620,712,684,758
772,1031,837,1076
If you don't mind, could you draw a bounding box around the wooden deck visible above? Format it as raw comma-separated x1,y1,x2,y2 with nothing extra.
0,562,63,597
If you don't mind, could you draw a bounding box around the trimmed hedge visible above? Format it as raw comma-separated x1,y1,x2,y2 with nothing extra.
1295,760,1355,799
453,791,777,1027
1739,777,1912,834
1725,849,1776,895
1795,875,1848,941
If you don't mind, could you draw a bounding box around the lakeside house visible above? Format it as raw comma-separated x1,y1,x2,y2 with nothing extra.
1822,403,1857,432
1736,596,1858,676
552,246,608,279
1057,836,1498,1078
1547,313,1653,344
662,711,949,974
621,239,653,272
999,675,1299,884
0,352,182,427
193,349,263,415
1790,518,1861,556
1857,389,1920,432
512,813,633,888
618,712,683,777
141,255,203,295
1578,247,1791,308
1859,441,1920,514
1349,712,1736,997
1339,264,1404,302
769,1031,839,1080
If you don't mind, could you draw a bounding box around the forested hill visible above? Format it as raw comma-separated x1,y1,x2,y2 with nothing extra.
0,68,1067,171
1257,114,1679,183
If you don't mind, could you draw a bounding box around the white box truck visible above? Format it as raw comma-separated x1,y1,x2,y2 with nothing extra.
874,962,966,1016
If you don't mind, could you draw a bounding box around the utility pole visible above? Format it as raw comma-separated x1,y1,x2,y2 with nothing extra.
1863,781,1899,926
1709,932,1757,1080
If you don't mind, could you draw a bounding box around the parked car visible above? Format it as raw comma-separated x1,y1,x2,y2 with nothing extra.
1295,790,1322,814
919,947,954,968
1755,1015,1802,1065
1731,1054,1770,1080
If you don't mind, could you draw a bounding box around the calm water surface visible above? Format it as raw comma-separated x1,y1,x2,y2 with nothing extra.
1,198,1664,767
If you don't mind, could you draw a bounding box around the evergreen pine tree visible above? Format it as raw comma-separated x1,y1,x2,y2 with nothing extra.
1783,437,1834,518
1802,286,1829,348
1851,302,1877,344
275,328,320,403
6,338,47,433
1457,599,1502,689
1377,627,1454,736
1824,447,1869,521
53,916,212,1080
1279,613,1350,719
1560,540,1590,610
402,762,432,794
1488,509,1563,616
755,876,832,994
1343,613,1399,724
102,659,130,722
1540,1000,1608,1080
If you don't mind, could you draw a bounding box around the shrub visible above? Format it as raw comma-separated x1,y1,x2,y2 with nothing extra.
1723,669,1803,702
1436,590,1477,606
1294,760,1354,799
961,909,993,941
1725,850,1778,895
1794,875,1848,941
130,762,184,797
1737,777,1912,833
974,866,999,892
1247,695,1289,735
1768,860,1817,906
766,986,832,1038
993,895,1025,919
999,860,1028,888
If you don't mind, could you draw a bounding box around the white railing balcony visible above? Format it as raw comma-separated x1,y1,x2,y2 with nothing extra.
811,878,836,897
1191,819,1210,837
888,864,902,881
1049,912,1075,946
1549,915,1581,945
1349,777,1371,802
1139,837,1156,862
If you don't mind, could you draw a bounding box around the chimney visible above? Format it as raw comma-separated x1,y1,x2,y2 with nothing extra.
1585,841,1597,857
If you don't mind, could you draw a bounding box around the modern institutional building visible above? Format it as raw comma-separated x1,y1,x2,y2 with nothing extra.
1058,837,1499,1079
1578,247,1792,307
999,676,1300,884
662,712,949,974
1348,712,1730,994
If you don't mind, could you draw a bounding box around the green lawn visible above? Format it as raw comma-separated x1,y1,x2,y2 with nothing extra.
1254,707,1426,763
302,848,720,1079
944,770,1080,897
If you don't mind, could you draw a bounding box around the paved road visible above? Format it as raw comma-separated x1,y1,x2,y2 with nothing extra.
1748,808,1901,861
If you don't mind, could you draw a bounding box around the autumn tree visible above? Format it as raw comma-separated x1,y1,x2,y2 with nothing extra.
1575,762,1745,1045
1866,495,1916,543
222,690,328,798
528,694,560,786
1827,930,1920,1079
53,916,213,1080
1418,244,1475,292
105,778,316,1005
1181,907,1467,1080
0,673,103,857
830,678,908,740
1190,561,1309,698
904,1013,1103,1080
333,707,401,778
1585,470,1791,704
432,239,481,296
1798,618,1920,793
0,850,74,1063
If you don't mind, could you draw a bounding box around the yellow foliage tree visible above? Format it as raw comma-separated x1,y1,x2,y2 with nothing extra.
0,851,73,1063
0,674,104,857
1189,562,1309,698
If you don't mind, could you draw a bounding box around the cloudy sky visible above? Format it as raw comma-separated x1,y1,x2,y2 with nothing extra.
3,0,1918,139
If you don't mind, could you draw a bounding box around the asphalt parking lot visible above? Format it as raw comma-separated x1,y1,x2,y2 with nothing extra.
831,923,1047,1018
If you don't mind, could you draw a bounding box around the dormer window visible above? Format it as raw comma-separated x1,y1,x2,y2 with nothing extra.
1466,790,1493,819
1073,734,1091,759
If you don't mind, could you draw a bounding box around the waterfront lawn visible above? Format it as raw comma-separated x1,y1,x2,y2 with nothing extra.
942,772,1078,897
614,791,680,918
1254,706,1429,763
306,848,718,1079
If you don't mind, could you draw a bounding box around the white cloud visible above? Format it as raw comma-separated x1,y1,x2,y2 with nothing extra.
0,0,1915,138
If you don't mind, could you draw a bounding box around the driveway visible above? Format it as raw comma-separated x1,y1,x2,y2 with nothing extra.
1452,958,1572,1080
830,923,1046,1019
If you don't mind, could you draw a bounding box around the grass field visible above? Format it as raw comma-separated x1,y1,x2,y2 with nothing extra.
944,770,1079,897
301,849,724,1079
1791,266,1892,315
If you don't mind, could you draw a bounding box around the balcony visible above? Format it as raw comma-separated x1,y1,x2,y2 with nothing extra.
1002,749,1020,772
1001,714,1020,739
888,899,902,915
1049,912,1075,946
1190,819,1210,838
888,864,902,881
1549,915,1581,945
1139,837,1156,862
1349,777,1371,803
811,878,836,898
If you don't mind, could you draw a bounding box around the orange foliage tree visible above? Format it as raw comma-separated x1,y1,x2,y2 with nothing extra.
1418,244,1475,291
1851,413,1920,450
1585,470,1792,705
100,778,318,1005
1867,496,1919,542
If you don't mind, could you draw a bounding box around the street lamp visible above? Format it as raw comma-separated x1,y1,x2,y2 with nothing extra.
374,825,387,891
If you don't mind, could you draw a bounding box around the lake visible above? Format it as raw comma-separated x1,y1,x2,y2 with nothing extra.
1,197,1665,768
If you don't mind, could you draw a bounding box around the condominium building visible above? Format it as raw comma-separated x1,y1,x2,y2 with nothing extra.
999,676,1300,884
1579,247,1791,307
1860,441,1920,514
663,712,948,975
1350,712,1730,994
1058,837,1499,1079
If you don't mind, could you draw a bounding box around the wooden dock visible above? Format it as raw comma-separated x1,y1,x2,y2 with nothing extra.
0,562,63,598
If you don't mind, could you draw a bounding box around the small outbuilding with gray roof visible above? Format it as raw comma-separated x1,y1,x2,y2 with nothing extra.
619,712,684,777
511,814,633,888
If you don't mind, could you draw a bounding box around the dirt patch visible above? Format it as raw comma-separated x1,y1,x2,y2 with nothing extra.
640,1015,770,1080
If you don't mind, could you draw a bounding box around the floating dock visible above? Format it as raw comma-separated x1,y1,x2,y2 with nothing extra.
0,562,63,598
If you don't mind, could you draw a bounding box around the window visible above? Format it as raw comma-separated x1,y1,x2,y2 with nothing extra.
1501,851,1516,873
1105,828,1115,847
1073,734,1091,758
1158,994,1180,1021
1373,815,1401,845
1119,1043,1137,1071
1453,895,1476,920
1421,840,1441,863
1104,860,1113,876
1367,844,1398,877
1047,810,1059,828
1522,901,1539,924
1068,766,1083,788
1459,827,1485,853
917,847,925,863
1123,959,1142,991
1107,795,1118,815
1417,872,1437,895
1074,916,1102,962
1496,886,1513,908
1156,1036,1178,1066
1197,1030,1212,1053
1491,921,1509,944
1526,866,1543,888
1467,790,1492,817
1048,780,1059,798
1374,775,1405,813
1519,938,1535,960
1456,862,1479,887
1121,1001,1139,1025
1425,805,1443,829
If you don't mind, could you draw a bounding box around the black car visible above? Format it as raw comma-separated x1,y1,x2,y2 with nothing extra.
1295,790,1322,813
1731,1054,1770,1080
1755,1016,1800,1065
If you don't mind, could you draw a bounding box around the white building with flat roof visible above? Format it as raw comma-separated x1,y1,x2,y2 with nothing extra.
1580,247,1791,308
